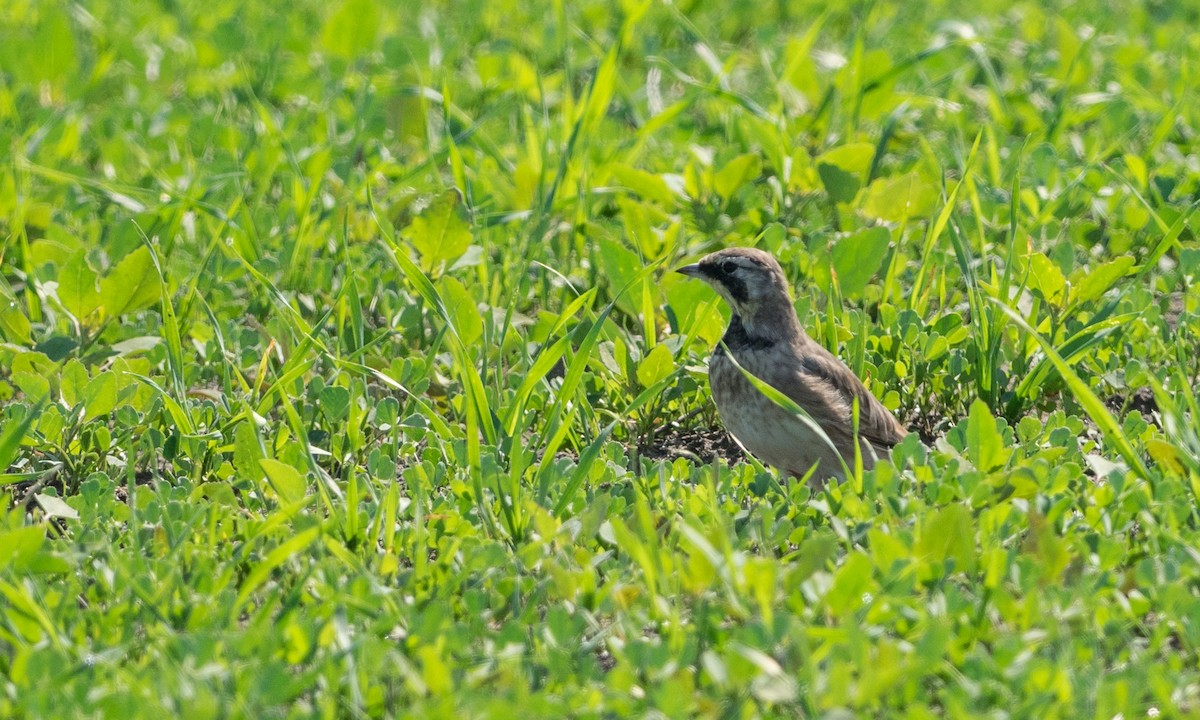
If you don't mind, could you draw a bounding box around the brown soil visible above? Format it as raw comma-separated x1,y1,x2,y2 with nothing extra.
1105,387,1159,424
905,409,951,446
638,425,746,466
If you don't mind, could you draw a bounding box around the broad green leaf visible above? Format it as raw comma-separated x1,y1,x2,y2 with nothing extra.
608,516,657,589
319,385,352,422
1123,153,1147,187
817,143,875,174
35,336,76,361
617,196,657,258
438,276,483,346
791,532,837,582
83,371,118,421
862,172,937,222
0,304,31,344
321,0,380,59
913,622,951,670
1027,252,1067,306
965,399,1009,472
677,523,720,592
983,547,1008,589
260,459,308,502
57,252,100,321
666,273,724,342
742,557,778,626
824,551,873,615
595,238,642,316
1027,515,1069,582
418,645,453,696
1180,247,1200,279
12,372,50,404
61,359,88,408
782,28,823,102
609,164,675,204
816,143,873,203
817,163,860,204
636,343,674,388
98,246,162,318
1070,255,1134,305
714,153,762,200
32,11,77,86
867,528,911,572
110,336,162,356
916,504,976,574
233,421,266,483
0,526,45,570
1146,438,1185,475
831,226,891,297
407,192,472,273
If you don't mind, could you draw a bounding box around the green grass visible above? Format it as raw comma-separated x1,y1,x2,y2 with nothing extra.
2,0,1200,716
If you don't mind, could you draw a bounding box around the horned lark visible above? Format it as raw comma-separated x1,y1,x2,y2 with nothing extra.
677,247,907,482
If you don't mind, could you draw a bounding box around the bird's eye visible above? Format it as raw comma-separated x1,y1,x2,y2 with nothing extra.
720,261,737,275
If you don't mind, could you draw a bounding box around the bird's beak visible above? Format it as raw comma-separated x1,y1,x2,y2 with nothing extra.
675,263,703,278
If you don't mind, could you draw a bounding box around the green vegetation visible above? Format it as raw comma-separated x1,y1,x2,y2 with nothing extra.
2,0,1199,716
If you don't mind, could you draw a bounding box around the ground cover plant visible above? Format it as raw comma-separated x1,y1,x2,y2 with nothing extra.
2,0,1199,716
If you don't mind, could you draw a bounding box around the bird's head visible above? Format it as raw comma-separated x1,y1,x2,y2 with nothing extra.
675,247,793,318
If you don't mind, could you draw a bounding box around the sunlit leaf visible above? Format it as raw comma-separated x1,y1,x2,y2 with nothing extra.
609,164,676,204
260,459,308,503
406,192,472,274
1027,252,1067,306
636,343,674,388
83,371,117,421
714,154,762,200
57,252,100,321
1070,256,1134,305
816,143,874,203
98,246,162,318
831,226,891,297
321,0,380,59
916,504,976,574
824,551,873,615
965,399,1010,472
862,172,937,222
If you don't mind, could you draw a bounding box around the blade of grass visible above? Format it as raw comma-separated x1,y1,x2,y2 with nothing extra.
531,259,666,488
0,401,43,476
503,288,596,436
908,131,981,314
548,421,617,516
371,188,503,537
993,300,1151,480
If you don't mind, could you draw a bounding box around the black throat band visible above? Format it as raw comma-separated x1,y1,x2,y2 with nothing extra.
717,314,775,354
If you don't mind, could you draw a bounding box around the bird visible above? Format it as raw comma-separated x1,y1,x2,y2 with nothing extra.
676,247,907,483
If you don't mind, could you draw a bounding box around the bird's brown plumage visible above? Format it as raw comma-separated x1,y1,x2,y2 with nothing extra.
677,247,907,482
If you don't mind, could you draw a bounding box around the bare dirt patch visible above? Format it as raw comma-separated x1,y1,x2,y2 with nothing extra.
1105,387,1159,426
638,425,746,466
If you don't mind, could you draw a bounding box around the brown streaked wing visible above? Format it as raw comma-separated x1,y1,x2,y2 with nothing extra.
795,342,908,450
